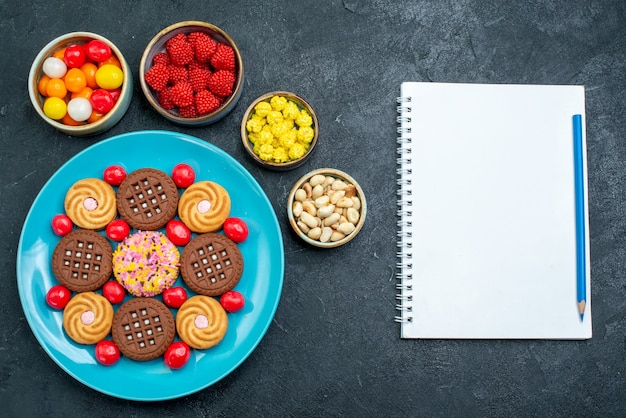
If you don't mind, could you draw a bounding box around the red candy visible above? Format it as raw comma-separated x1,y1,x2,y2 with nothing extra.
223,217,248,243
95,340,121,366
220,290,245,312
165,219,191,246
64,44,86,68
162,286,188,308
51,214,73,236
171,163,195,188
106,219,130,241
90,88,115,113
102,281,126,304
46,285,71,309
164,341,191,369
85,39,112,63
103,164,126,186
108,88,121,103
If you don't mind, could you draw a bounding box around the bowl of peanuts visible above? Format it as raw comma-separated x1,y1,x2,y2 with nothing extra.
28,32,132,136
287,168,367,248
241,91,318,170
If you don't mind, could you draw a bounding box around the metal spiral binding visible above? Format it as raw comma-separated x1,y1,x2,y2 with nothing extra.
396,94,414,325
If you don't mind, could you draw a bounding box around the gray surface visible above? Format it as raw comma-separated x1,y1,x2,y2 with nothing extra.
1,0,625,416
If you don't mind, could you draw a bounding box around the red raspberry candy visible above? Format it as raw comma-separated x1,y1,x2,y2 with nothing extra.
152,52,170,66
189,31,217,63
166,33,194,66
168,65,189,84
158,87,176,110
207,70,236,97
170,81,194,108
189,67,211,92
145,63,169,91
210,43,236,71
195,90,221,115
178,104,198,118
187,60,208,71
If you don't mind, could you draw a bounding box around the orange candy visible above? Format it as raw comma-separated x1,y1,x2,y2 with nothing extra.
87,110,105,123
61,113,82,126
46,78,67,98
38,74,51,96
64,68,87,93
80,62,98,89
99,55,121,68
52,47,67,60
71,87,94,100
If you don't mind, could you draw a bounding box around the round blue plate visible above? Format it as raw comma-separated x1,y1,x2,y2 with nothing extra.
16,130,284,401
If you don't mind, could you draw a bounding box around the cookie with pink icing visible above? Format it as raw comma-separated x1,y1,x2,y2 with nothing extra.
64,178,117,230
112,231,180,297
63,292,114,345
175,295,228,350
178,181,231,233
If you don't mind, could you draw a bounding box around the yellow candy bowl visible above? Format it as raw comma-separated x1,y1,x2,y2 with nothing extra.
240,91,318,171
28,32,132,136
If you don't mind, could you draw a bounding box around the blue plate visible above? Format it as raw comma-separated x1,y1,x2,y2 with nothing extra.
16,130,284,401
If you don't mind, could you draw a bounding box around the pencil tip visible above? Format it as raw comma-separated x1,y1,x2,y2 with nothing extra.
579,313,584,322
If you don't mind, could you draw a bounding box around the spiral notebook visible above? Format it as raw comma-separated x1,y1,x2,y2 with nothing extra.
395,82,592,339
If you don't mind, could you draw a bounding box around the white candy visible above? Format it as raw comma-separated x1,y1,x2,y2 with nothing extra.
67,98,92,122
42,57,67,79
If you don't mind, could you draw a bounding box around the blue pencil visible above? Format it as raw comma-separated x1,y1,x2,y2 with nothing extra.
573,114,586,321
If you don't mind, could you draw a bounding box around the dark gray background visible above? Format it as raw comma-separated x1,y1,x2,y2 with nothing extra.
1,0,624,416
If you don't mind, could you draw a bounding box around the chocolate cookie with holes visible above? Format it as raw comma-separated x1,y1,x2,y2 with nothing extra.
51,229,113,292
111,297,176,361
180,233,243,296
116,168,179,230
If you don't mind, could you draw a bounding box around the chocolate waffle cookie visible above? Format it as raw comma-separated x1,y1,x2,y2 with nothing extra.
180,233,243,296
116,168,179,230
111,298,176,361
52,229,113,292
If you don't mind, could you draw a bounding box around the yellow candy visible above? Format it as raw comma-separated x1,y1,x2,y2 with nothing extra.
295,110,313,127
270,95,287,111
257,130,273,145
270,122,290,138
253,101,272,117
288,143,307,160
258,143,274,160
279,130,297,147
246,117,265,133
266,110,283,125
297,126,315,143
282,101,299,120
272,147,289,163
43,97,67,120
95,64,124,89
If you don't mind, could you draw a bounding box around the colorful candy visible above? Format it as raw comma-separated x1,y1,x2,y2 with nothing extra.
37,39,124,126
42,57,67,78
95,64,124,90
67,98,92,122
43,97,67,120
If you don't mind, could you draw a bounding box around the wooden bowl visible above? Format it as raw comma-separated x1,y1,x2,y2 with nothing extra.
287,168,366,248
139,21,244,126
